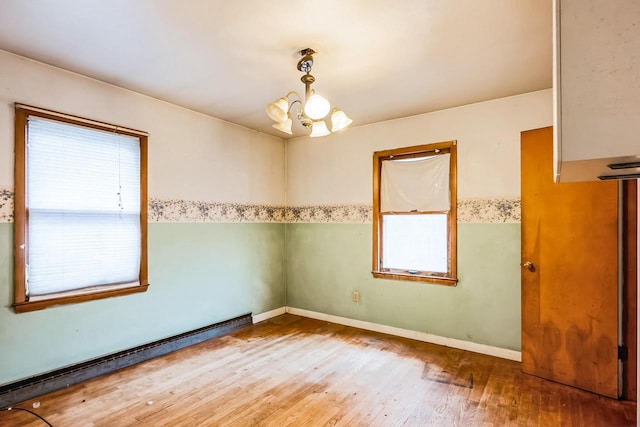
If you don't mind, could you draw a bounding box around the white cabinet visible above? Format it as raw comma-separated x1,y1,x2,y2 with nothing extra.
553,0,640,182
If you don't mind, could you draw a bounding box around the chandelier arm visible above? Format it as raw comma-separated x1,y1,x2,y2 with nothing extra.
285,91,300,101
285,92,304,116
288,99,302,113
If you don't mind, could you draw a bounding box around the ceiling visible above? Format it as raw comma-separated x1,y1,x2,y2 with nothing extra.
0,0,552,138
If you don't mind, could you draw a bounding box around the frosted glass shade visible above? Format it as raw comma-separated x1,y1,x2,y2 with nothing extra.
266,97,289,122
304,94,330,119
330,108,353,132
310,120,330,137
272,116,292,135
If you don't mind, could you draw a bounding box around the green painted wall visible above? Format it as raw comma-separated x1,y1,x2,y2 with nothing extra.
286,223,521,350
0,223,286,385
1,220,522,385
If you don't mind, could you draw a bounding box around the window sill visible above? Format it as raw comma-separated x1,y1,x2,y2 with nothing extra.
371,271,457,286
13,283,149,313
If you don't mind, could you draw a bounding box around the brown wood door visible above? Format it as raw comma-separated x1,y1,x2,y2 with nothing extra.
521,126,619,398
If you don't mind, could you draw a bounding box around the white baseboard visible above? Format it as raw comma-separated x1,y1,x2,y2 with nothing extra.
252,306,286,324
285,306,521,362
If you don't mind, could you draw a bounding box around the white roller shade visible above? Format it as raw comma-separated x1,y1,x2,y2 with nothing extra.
26,116,141,297
381,153,450,213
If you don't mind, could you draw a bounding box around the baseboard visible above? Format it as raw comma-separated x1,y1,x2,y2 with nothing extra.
252,306,286,323
285,307,522,362
0,313,252,409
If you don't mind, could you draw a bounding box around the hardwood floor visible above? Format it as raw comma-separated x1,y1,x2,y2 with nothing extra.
1,314,636,426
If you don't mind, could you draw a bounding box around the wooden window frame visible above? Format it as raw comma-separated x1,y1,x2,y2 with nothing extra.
372,140,457,285
13,105,149,313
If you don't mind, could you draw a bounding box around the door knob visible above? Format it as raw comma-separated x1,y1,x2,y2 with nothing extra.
522,261,535,272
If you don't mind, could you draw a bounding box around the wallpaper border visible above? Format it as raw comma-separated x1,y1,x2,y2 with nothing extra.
0,188,13,223
148,198,286,223
283,198,520,224
457,198,521,223
0,189,520,224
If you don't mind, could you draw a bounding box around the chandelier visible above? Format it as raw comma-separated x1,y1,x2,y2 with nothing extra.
266,48,352,137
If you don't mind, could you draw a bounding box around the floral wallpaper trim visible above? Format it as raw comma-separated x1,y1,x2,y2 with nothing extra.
149,198,520,224
0,187,14,223
284,204,372,223
148,198,286,223
457,198,520,223
0,192,519,224
148,199,371,223
148,198,520,223
283,198,520,224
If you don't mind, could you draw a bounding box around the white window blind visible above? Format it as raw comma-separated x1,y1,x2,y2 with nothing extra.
380,153,450,213
26,116,141,297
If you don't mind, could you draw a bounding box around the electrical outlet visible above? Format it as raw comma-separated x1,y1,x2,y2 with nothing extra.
352,291,360,302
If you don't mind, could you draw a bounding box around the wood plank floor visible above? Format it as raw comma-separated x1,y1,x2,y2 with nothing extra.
1,314,636,426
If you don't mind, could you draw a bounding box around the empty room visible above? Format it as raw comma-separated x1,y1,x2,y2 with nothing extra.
0,1,639,426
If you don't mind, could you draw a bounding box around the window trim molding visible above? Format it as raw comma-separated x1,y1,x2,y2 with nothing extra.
13,104,149,313
371,140,457,285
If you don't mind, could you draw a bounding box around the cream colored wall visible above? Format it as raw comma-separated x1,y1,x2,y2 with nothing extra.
0,49,287,385
0,50,285,204
286,89,552,205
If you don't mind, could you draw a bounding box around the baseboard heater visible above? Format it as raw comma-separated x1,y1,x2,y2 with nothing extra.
0,313,252,408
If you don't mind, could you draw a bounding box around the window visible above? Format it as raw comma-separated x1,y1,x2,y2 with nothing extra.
372,141,457,285
14,105,148,312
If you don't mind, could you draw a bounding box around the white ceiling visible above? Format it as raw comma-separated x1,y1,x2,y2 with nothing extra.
0,0,552,138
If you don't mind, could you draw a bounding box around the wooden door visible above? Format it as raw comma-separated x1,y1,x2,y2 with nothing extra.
521,126,619,398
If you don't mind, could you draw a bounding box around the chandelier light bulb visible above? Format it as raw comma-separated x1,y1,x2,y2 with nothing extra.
304,94,331,120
